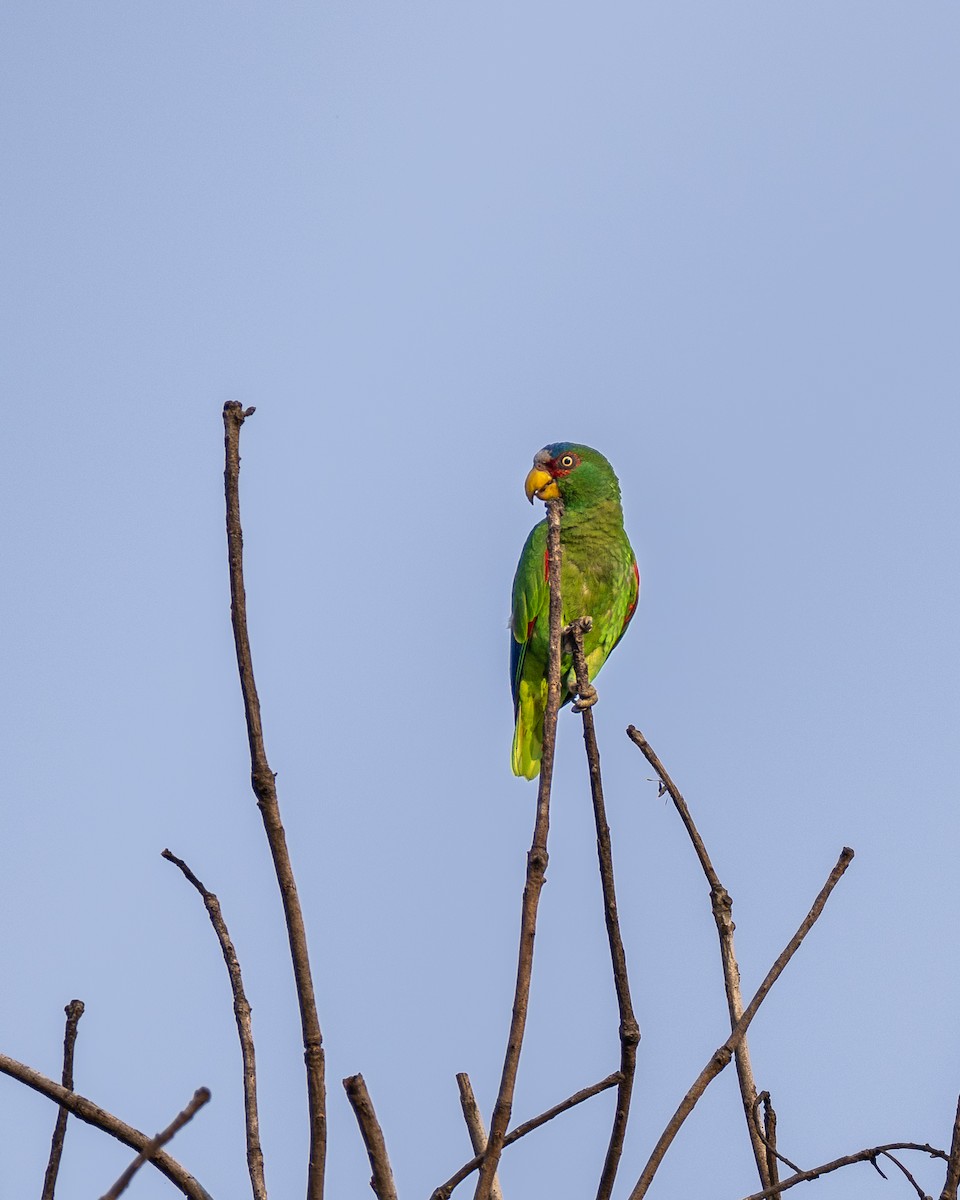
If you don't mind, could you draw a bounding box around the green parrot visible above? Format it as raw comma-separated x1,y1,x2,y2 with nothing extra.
510,442,639,779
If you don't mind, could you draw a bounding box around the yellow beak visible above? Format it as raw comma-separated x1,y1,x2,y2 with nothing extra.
524,466,560,504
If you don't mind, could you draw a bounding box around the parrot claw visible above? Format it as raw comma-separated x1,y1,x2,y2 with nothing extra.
563,617,593,637
573,683,598,712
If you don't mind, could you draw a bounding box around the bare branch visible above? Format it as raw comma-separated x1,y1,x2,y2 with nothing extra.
752,1091,801,1177
431,1072,620,1200
475,497,564,1200
627,847,855,1200
343,1075,398,1200
40,999,84,1200
99,1087,211,1200
0,1053,210,1199
940,1095,960,1200
760,1092,782,1200
162,848,267,1200
565,620,640,1200
884,1151,933,1200
627,725,773,1189
740,1142,948,1200
456,1075,503,1200
222,400,326,1200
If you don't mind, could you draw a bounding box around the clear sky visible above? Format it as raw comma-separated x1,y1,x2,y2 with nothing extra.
2,3,958,1198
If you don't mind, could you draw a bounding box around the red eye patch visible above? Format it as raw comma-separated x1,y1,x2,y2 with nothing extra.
548,452,581,478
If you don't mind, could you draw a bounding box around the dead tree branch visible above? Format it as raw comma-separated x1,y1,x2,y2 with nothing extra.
740,1141,948,1199
627,846,855,1200
0,1053,210,1199
162,848,267,1200
456,1074,503,1200
884,1152,933,1200
343,1075,398,1200
626,724,774,1190
40,999,84,1200
431,1072,620,1200
759,1092,782,1198
99,1087,211,1200
565,620,640,1200
752,1090,801,1177
940,1095,960,1200
474,497,564,1200
222,400,326,1200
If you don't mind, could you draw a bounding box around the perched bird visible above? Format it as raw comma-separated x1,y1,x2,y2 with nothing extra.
510,442,639,779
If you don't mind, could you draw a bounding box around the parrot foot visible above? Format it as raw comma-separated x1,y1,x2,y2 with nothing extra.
573,683,598,712
563,616,593,637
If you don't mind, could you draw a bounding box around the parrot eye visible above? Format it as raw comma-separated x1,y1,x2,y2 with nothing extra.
558,454,576,469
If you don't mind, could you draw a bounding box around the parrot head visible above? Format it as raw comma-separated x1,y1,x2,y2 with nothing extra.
524,442,622,510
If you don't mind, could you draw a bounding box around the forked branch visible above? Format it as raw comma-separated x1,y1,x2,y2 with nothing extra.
474,497,564,1200
566,620,640,1200
627,847,855,1200
223,401,326,1200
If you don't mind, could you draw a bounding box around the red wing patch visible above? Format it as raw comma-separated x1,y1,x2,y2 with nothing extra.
621,561,640,634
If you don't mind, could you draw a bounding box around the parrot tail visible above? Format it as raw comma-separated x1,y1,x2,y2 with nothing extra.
511,681,544,780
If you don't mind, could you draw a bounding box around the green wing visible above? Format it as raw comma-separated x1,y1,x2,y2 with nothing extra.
510,520,548,777
510,520,548,714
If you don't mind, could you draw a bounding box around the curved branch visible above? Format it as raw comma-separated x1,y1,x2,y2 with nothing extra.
0,1053,211,1200
751,1091,801,1177
884,1151,933,1200
740,1142,948,1200
163,848,266,1200
223,401,326,1200
474,497,564,1200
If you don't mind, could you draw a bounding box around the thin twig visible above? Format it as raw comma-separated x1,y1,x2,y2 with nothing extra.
431,1072,620,1200
40,999,84,1200
456,1075,503,1200
475,497,564,1200
752,1091,801,1176
760,1092,782,1199
566,621,639,1200
162,848,267,1200
940,1095,960,1200
626,725,773,1190
884,1152,933,1200
740,1142,948,1199
223,401,326,1200
627,847,855,1200
0,1053,211,1200
99,1087,211,1200
343,1075,398,1200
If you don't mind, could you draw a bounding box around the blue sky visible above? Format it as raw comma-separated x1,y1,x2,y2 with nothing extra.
2,3,958,1198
